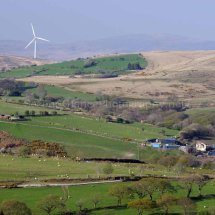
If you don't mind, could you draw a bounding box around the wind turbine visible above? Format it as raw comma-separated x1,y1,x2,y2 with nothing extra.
25,23,49,59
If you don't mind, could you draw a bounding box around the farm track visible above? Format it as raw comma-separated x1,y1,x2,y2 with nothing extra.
17,180,122,188
7,173,215,188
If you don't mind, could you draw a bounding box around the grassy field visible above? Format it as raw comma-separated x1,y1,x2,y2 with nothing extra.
0,155,139,181
0,155,179,181
185,107,215,125
0,121,137,159
0,118,177,159
0,181,214,215
0,100,52,115
0,54,146,78
26,85,99,102
23,114,177,141
0,100,178,158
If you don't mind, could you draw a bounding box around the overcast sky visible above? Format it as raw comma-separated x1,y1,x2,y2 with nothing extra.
1,0,215,43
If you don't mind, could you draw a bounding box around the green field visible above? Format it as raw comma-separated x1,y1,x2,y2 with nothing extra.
0,54,146,78
0,100,178,159
0,155,178,181
0,100,53,115
0,155,139,180
27,85,99,102
0,118,177,159
0,121,137,158
185,107,215,125
0,181,214,215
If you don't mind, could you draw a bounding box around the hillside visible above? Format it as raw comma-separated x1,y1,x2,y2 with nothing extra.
0,55,52,71
0,54,146,78
18,51,215,106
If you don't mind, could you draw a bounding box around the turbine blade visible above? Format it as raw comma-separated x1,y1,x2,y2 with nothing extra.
31,23,36,37
25,38,35,49
36,37,49,42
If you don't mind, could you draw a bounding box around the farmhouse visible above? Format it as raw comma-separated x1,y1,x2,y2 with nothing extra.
195,141,215,152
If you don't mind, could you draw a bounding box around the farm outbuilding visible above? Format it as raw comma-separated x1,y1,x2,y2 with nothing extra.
208,150,215,157
149,138,184,150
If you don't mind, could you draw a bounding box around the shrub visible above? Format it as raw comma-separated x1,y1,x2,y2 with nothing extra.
0,200,32,215
84,60,97,68
102,163,114,175
180,123,215,141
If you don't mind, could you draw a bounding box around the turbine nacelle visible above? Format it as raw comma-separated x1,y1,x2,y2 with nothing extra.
25,23,49,59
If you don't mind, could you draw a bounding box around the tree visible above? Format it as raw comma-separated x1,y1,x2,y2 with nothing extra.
159,155,178,171
0,200,32,215
25,110,30,116
36,85,47,100
131,178,173,202
157,194,177,214
75,199,84,211
38,194,64,215
91,194,102,209
131,181,147,199
181,176,196,198
157,179,176,195
194,175,210,197
14,112,19,116
127,62,143,70
177,198,196,215
174,162,186,176
52,111,58,116
18,145,31,157
128,198,156,215
61,186,70,202
84,59,97,68
30,110,36,116
102,163,114,175
109,184,128,206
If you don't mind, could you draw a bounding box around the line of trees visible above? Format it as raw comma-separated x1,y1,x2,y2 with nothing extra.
1,176,213,215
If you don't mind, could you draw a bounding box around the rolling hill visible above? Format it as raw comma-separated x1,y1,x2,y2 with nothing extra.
0,55,52,71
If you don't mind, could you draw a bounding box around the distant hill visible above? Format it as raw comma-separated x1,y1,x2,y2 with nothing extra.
1,34,215,60
0,54,146,78
0,55,52,71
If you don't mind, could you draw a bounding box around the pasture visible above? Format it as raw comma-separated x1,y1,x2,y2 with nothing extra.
0,99,178,158
0,54,146,78
0,155,178,181
0,180,214,215
27,85,99,101
0,100,52,115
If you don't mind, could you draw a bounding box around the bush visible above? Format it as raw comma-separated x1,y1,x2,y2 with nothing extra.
0,200,32,215
84,60,97,68
102,163,114,175
202,161,215,170
18,146,31,157
180,123,215,141
127,62,143,70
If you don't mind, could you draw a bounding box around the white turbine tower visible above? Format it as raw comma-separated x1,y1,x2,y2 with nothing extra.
25,23,49,59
